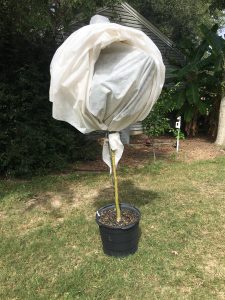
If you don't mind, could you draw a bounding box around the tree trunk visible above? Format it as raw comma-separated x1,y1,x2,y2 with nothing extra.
208,95,221,139
215,94,225,146
185,115,198,137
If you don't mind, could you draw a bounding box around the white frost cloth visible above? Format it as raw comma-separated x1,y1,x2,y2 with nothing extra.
49,16,165,170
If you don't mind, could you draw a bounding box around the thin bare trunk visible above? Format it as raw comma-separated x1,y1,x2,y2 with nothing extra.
215,94,225,146
185,116,198,137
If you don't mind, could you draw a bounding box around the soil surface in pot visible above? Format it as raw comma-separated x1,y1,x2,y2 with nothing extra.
98,208,139,228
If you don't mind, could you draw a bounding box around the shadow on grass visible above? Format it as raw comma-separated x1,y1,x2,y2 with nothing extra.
93,179,159,210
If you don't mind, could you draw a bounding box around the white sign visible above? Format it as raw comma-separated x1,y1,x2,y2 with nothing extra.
175,116,181,129
218,27,225,40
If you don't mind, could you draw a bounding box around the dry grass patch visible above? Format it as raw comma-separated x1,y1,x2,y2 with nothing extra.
0,157,225,299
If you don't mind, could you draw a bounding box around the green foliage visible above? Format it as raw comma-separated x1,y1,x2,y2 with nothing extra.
169,128,185,140
0,0,121,38
169,24,225,135
129,0,225,43
0,36,99,177
143,113,171,137
143,88,177,137
0,1,107,177
128,1,225,137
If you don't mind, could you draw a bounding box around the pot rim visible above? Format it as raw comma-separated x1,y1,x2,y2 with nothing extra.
96,203,141,230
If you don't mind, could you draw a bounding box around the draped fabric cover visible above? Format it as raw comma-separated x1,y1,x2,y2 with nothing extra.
49,16,165,170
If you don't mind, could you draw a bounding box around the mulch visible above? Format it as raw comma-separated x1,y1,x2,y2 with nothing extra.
72,135,225,172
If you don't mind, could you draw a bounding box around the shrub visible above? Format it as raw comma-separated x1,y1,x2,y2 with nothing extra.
0,35,98,177
143,88,178,138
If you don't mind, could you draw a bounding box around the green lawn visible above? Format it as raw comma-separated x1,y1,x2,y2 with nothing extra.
1,157,225,299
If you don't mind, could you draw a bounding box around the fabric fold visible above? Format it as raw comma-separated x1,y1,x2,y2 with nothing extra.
102,133,124,173
49,15,165,171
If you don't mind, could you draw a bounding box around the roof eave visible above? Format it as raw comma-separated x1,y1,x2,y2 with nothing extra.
121,2,174,48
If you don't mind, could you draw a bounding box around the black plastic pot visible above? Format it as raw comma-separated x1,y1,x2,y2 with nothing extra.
96,203,141,257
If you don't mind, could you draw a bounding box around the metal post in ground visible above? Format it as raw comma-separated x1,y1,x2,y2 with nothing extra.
175,116,181,153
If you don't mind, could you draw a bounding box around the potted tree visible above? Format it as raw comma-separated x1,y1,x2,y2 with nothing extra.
96,145,141,257
49,15,165,257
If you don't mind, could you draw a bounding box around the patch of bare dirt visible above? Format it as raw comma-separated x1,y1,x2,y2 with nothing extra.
178,137,225,161
72,135,225,172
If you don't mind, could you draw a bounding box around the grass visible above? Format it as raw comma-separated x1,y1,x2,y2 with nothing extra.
0,157,225,299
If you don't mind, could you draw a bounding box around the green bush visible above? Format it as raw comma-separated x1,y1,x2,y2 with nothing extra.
143,88,178,138
0,35,99,177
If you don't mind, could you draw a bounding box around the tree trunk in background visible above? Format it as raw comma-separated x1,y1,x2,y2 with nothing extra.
215,93,225,146
208,93,221,139
185,116,198,137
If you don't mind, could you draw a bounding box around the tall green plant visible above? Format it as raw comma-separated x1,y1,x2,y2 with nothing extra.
170,24,225,136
